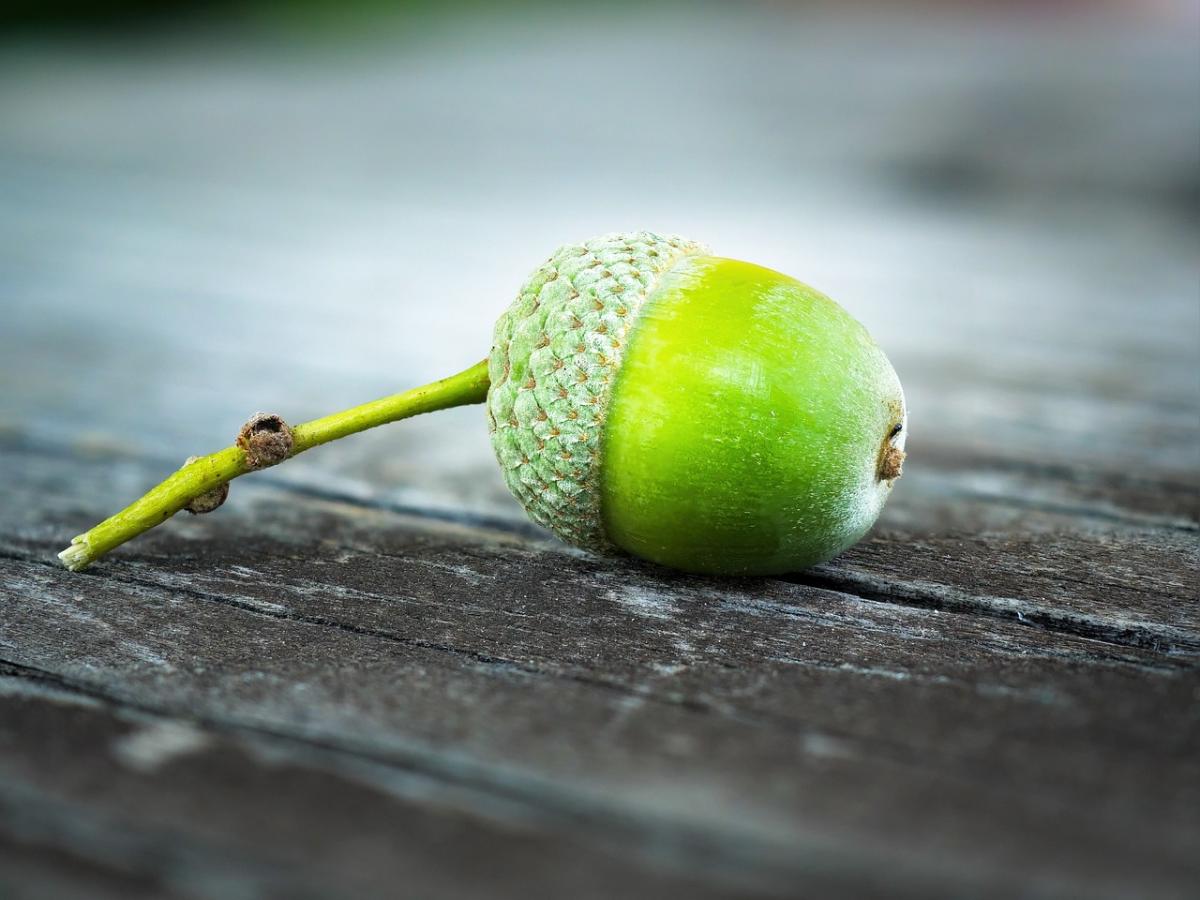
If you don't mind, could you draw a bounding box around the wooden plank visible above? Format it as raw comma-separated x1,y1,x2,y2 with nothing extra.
906,444,1200,532
6,442,1195,652
813,530,1200,655
1,23,1197,499
1,450,1196,899
0,678,769,900
2,567,1195,900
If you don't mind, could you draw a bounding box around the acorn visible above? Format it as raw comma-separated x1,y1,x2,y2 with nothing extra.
59,232,906,576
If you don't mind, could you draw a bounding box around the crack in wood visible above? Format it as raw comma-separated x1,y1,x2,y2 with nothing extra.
792,569,1200,658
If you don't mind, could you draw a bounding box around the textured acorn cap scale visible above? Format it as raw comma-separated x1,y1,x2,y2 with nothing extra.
487,232,708,550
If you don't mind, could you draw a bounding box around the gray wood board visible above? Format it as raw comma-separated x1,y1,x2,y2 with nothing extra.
1,446,1198,899
1,7,1198,900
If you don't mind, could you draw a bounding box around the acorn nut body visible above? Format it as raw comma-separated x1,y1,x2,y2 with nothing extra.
488,232,907,575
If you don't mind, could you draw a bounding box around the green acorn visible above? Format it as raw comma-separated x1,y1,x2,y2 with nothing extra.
59,232,906,576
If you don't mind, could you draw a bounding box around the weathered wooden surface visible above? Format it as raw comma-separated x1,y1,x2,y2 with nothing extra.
1,8,1198,900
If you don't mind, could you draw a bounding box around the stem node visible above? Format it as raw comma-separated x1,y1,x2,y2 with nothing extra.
182,457,231,514
237,412,294,469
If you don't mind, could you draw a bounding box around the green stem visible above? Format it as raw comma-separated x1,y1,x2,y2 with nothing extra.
58,359,491,572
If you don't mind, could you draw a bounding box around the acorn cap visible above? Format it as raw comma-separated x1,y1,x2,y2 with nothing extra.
487,232,707,549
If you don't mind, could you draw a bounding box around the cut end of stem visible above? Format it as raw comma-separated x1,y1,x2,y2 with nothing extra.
58,538,93,572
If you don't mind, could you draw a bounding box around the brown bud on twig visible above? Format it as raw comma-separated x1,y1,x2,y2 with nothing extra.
237,412,294,469
182,456,230,514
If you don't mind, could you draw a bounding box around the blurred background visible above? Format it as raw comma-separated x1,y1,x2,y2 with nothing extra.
1,0,1197,529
